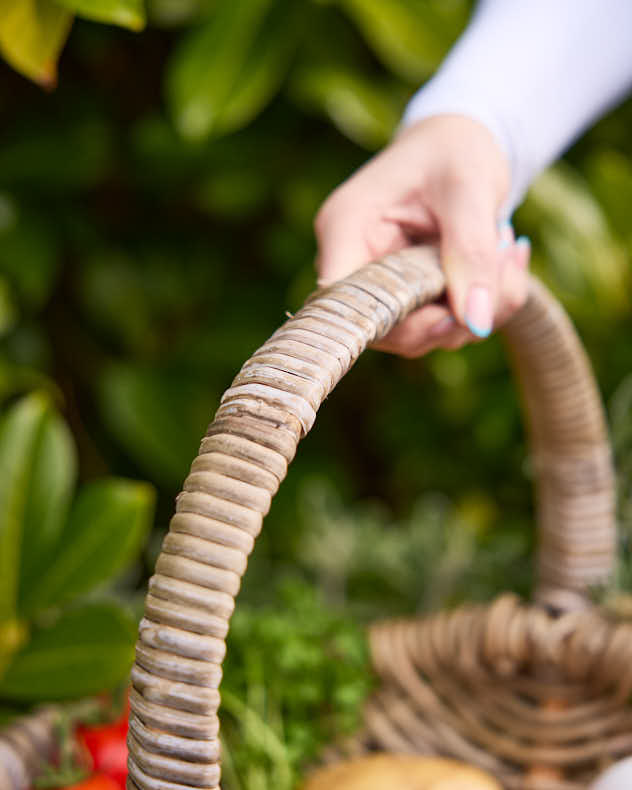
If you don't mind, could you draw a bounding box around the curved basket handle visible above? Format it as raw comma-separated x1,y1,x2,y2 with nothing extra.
126,247,615,790
503,278,615,612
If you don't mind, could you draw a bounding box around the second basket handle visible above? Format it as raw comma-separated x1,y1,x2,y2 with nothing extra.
502,277,615,611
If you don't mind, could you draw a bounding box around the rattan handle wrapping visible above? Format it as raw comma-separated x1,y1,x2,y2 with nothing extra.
126,246,615,790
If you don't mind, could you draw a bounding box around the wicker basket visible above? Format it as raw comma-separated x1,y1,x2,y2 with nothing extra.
123,246,630,790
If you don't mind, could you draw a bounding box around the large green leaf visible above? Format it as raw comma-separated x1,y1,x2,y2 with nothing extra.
0,602,136,700
167,0,301,140
0,393,58,620
210,0,305,137
18,412,76,606
290,65,403,149
55,0,145,30
99,363,213,487
21,479,154,615
0,0,73,86
341,0,466,83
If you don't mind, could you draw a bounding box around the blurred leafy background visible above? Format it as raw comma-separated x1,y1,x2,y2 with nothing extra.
1,0,632,786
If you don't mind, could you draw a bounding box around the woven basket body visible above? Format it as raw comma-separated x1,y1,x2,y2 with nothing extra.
122,247,627,790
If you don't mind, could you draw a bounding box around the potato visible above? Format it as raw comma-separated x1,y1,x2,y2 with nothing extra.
301,754,502,790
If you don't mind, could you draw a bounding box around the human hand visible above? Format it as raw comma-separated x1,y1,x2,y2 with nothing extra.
314,115,530,357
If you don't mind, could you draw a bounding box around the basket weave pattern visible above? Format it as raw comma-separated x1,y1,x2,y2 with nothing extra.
124,247,621,790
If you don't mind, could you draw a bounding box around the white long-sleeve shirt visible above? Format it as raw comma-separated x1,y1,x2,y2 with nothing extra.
402,0,632,212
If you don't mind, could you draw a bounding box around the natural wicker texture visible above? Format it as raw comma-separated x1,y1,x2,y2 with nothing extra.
502,279,615,612
126,246,617,790
0,707,58,790
362,595,632,790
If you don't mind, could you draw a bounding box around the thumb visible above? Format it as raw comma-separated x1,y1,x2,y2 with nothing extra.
439,188,504,338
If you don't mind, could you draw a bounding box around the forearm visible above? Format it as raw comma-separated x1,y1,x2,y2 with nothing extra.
402,0,632,212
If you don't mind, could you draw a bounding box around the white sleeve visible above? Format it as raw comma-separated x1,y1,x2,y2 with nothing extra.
401,0,632,213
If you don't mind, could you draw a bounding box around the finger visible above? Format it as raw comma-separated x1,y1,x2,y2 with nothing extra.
438,184,504,339
373,303,453,357
435,325,473,352
377,312,473,358
498,218,515,247
382,235,530,359
515,235,531,269
494,242,529,328
495,236,531,327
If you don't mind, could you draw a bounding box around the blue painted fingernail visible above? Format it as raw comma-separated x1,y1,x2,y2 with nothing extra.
516,235,530,247
497,218,513,249
466,320,492,338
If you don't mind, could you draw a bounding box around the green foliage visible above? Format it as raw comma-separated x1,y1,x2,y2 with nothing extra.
0,393,58,620
16,400,77,602
0,394,154,701
168,0,304,140
21,478,153,614
520,164,630,316
221,579,372,790
0,0,72,86
0,602,136,700
99,363,214,486
54,0,145,30
296,479,530,617
0,116,113,193
0,0,144,86
290,64,404,149
342,0,468,81
0,201,60,311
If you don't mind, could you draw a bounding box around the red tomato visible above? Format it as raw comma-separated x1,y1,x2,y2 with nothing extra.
77,721,128,790
62,775,120,790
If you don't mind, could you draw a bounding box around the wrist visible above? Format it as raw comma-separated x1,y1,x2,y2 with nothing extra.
397,113,512,218
402,97,517,214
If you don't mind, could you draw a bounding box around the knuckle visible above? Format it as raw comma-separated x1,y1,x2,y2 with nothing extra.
508,292,526,314
314,194,341,238
460,239,496,267
364,221,402,261
442,168,477,195
503,288,528,316
313,205,330,239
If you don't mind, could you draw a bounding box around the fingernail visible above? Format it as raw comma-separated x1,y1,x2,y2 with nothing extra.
497,218,513,249
428,315,454,339
516,235,530,249
465,286,493,338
